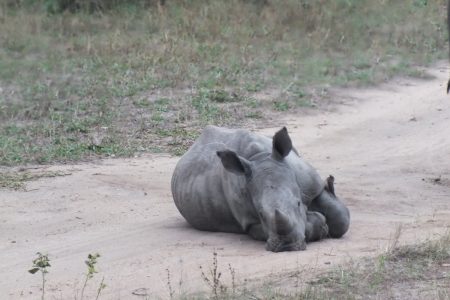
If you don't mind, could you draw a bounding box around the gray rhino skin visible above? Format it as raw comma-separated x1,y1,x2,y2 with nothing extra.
171,126,350,252
306,211,329,242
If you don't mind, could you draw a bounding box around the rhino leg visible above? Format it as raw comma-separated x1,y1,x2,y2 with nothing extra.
305,211,329,242
248,224,268,241
309,176,350,238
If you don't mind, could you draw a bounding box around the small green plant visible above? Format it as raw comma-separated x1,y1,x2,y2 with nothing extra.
191,90,222,123
208,89,239,103
273,101,290,111
414,0,428,7
28,252,51,300
80,253,103,300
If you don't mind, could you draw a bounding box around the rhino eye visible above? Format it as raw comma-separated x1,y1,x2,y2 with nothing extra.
297,201,301,207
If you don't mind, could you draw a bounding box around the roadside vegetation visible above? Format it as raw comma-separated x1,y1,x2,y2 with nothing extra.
27,231,450,299
274,233,450,299
28,252,106,300
0,167,70,189
190,231,450,299
0,0,447,166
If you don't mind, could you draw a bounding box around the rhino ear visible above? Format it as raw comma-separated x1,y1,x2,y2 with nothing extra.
325,175,335,196
272,127,292,160
217,150,252,177
275,209,293,235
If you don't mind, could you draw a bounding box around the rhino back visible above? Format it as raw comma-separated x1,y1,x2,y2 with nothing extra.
193,125,271,159
172,144,241,232
285,155,325,206
172,126,270,233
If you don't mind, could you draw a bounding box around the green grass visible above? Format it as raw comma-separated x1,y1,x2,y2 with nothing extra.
0,169,71,190
0,0,447,165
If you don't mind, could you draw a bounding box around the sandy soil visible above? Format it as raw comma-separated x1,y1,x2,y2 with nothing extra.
1,64,450,299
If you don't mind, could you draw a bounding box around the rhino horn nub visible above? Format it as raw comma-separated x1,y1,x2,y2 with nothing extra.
275,209,293,235
272,127,292,160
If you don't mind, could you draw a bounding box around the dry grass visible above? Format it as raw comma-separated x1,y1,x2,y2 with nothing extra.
184,231,450,299
0,0,447,165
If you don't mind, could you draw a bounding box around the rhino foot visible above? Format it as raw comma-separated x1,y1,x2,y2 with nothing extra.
306,211,329,242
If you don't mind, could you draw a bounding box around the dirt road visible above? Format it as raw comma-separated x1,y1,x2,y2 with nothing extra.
1,64,450,299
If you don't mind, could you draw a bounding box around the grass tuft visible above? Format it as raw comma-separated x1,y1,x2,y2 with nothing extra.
0,169,71,190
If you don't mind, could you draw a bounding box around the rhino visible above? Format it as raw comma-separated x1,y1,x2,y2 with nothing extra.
171,126,350,252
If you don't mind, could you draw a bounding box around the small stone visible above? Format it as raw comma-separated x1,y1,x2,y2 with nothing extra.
132,288,149,296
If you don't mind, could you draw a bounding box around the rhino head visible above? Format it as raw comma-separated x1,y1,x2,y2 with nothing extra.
217,127,307,252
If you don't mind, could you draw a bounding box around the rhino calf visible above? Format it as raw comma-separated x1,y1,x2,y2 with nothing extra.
171,126,350,252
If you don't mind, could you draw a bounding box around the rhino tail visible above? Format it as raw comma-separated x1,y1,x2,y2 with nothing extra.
325,175,335,196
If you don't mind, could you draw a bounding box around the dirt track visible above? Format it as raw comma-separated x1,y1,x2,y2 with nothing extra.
1,64,450,299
